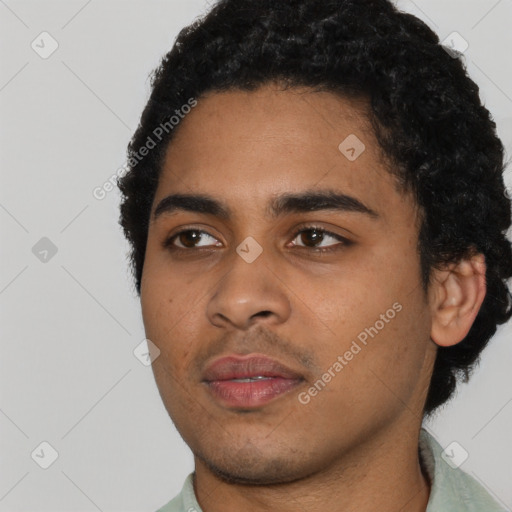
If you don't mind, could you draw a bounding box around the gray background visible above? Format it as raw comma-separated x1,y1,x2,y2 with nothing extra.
0,0,511,510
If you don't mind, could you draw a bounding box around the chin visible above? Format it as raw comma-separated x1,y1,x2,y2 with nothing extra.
195,446,315,486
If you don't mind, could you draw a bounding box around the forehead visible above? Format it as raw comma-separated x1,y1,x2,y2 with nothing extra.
165,84,378,170
152,84,414,224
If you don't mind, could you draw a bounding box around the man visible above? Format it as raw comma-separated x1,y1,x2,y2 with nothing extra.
117,0,512,510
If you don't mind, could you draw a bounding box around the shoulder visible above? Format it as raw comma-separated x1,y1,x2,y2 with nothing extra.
154,473,201,512
419,428,507,512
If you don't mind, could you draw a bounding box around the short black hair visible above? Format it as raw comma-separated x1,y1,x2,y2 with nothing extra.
117,0,512,417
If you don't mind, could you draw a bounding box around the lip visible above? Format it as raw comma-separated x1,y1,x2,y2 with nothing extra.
203,354,304,381
202,354,304,408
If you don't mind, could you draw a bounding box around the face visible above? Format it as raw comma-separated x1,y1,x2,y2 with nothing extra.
141,84,437,485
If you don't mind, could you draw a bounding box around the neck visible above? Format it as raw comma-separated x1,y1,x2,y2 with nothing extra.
193,421,431,512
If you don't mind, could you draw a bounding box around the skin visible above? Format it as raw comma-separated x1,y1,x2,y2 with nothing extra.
140,83,486,512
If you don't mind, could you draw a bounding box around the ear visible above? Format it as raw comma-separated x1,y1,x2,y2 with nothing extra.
429,253,487,347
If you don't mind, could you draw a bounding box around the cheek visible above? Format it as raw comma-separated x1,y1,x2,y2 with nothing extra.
301,262,391,344
303,246,427,379
141,276,207,383
141,256,194,332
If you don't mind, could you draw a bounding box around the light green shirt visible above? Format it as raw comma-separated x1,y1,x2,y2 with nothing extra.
155,428,507,511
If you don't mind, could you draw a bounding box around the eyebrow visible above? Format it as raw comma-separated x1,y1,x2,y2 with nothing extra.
152,189,379,222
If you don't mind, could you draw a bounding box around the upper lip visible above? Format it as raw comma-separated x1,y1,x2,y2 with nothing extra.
202,354,304,382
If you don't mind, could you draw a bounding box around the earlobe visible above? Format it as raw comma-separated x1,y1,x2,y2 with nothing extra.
430,254,486,347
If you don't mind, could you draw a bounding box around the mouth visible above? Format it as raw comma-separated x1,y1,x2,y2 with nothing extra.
202,354,305,408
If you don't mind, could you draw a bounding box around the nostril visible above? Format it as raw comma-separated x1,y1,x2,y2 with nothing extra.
256,311,272,318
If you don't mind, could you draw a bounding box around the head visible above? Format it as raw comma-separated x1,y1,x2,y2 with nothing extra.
118,0,512,485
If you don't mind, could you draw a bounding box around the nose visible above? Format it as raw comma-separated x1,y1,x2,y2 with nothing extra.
206,251,291,330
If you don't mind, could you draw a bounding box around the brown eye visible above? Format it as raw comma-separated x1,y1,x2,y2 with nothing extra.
176,230,202,248
291,227,348,252
297,229,325,247
164,229,221,249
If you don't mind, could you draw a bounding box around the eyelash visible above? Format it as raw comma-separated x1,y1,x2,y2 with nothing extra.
162,224,351,254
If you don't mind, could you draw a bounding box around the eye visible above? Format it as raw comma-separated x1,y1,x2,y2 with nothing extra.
164,229,222,250
163,225,351,253
289,225,350,253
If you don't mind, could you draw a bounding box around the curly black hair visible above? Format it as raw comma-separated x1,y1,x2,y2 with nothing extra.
117,0,512,417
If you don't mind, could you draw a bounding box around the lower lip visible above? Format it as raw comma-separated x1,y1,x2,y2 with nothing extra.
205,378,302,408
